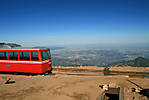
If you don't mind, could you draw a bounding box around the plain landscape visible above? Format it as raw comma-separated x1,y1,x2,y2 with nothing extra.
50,45,149,67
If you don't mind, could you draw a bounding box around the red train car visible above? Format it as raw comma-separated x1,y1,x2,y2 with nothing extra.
0,47,52,74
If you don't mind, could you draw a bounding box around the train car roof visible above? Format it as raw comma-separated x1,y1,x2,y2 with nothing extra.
0,47,49,50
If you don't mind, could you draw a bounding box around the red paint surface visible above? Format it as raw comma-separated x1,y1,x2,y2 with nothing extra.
0,49,52,74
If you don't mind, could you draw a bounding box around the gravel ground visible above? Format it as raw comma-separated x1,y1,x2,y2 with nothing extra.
0,68,149,100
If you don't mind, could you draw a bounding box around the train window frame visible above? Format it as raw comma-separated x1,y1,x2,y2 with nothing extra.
0,52,7,60
19,52,30,60
9,52,18,60
48,50,51,59
31,52,39,61
41,51,48,61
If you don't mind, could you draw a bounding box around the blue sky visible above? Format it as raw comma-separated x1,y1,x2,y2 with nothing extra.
0,0,149,46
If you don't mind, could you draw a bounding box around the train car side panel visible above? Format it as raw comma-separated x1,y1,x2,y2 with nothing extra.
0,61,43,73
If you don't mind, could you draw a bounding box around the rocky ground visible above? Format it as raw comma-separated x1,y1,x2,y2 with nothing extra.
0,67,149,100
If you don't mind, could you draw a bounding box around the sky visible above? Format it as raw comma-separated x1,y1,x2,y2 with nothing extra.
0,0,149,46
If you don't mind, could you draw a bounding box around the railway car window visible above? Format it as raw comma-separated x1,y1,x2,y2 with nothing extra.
48,50,51,59
19,52,29,60
31,52,39,61
41,51,48,61
9,52,18,60
0,52,7,60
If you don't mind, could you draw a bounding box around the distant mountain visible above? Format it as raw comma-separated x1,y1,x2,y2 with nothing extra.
107,57,149,67
0,43,21,48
